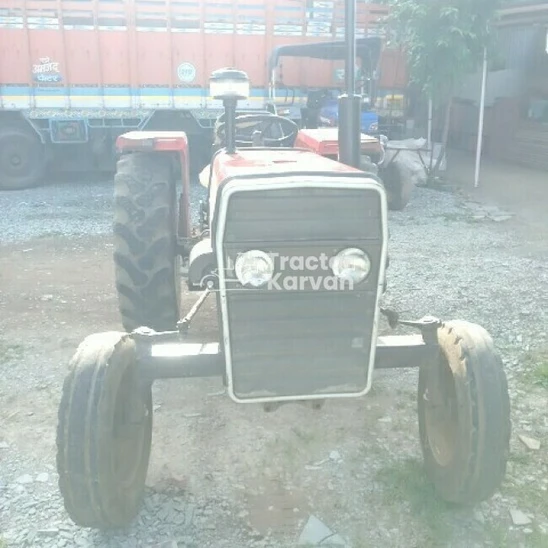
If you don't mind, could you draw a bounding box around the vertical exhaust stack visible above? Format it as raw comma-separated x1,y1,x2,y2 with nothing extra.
209,68,250,155
338,0,361,169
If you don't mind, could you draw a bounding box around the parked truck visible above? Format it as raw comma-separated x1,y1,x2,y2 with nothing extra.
0,0,407,190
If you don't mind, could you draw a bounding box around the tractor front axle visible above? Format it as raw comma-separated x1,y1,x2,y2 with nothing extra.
132,329,439,382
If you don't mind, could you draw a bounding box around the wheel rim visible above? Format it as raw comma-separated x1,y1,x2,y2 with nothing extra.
423,354,458,467
111,369,150,488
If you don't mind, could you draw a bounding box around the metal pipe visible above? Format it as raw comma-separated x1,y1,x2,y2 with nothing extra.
345,0,356,97
338,0,361,168
178,288,211,332
224,98,237,154
427,97,433,149
474,48,488,188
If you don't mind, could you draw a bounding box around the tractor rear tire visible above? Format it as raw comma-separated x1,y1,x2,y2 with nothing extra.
380,161,412,211
418,321,511,504
56,332,153,529
359,155,379,176
0,125,46,191
114,152,181,332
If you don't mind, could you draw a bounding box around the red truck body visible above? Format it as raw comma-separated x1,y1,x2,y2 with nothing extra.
0,0,407,188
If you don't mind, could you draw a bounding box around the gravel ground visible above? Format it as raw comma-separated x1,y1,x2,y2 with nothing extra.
0,177,547,548
0,177,208,244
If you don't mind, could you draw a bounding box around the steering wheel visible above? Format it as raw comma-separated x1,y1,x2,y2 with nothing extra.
214,113,299,148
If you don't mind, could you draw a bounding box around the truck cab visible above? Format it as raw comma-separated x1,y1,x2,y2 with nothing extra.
318,96,379,135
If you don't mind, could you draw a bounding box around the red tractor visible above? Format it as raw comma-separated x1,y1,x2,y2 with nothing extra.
55,68,511,530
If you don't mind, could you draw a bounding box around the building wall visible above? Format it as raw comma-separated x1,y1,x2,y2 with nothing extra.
449,22,548,170
455,69,524,108
453,25,541,107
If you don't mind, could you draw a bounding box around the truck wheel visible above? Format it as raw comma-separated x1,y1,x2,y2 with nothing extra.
418,321,511,504
380,161,412,211
0,125,46,190
114,152,181,332
56,332,153,528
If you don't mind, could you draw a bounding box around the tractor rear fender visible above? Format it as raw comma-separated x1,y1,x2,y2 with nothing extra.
116,131,192,239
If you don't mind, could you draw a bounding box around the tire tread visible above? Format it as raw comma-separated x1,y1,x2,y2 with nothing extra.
419,320,511,504
56,332,152,528
113,152,180,332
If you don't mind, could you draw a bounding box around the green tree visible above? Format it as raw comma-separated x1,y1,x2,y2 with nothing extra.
382,0,501,174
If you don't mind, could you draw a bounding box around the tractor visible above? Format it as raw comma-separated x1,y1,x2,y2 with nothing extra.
55,67,511,530
266,35,413,211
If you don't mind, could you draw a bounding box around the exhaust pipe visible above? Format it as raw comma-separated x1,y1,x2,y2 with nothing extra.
338,0,361,169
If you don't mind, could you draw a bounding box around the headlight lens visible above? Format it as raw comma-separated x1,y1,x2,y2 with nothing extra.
331,248,371,285
234,250,274,288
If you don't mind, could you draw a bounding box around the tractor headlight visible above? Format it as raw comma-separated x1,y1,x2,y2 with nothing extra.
331,248,371,285
234,250,274,288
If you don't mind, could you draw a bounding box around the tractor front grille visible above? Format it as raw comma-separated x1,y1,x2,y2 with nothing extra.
222,187,382,243
218,185,385,402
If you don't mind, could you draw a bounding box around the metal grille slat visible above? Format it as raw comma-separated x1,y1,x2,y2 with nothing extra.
223,188,382,242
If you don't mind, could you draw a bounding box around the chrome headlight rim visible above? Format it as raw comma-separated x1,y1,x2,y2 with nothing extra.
234,249,275,288
330,247,371,285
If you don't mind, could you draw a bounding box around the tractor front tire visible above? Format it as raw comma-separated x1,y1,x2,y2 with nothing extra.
56,332,153,529
114,152,181,332
418,321,511,504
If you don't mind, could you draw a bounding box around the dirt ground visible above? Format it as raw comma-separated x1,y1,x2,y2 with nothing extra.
0,158,547,547
0,234,424,547
446,148,548,234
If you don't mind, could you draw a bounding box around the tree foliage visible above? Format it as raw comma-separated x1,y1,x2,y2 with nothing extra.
383,0,502,103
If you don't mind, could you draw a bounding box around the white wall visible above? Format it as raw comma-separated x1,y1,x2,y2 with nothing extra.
454,69,524,107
